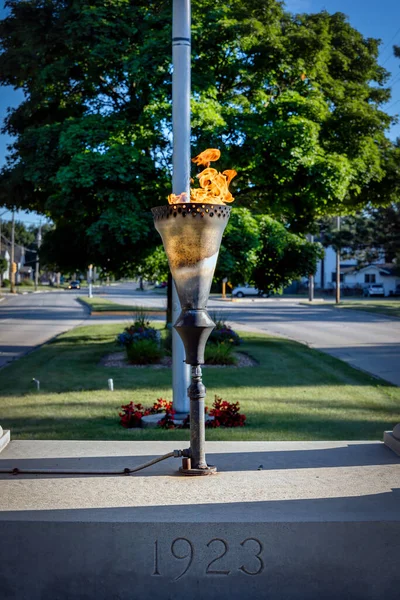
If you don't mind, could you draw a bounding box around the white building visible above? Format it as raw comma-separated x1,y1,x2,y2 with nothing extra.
313,246,399,296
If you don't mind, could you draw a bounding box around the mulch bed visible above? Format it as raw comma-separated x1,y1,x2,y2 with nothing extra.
100,351,257,369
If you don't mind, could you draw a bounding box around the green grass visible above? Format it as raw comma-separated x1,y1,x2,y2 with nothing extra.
0,323,398,441
78,297,165,313
301,299,400,318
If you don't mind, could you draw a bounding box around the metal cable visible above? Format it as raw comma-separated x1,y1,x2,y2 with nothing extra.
0,448,190,476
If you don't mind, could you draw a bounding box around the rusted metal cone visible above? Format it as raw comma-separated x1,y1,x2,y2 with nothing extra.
152,203,231,311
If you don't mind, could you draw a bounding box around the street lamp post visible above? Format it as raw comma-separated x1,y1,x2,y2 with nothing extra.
34,223,42,291
308,234,314,302
10,211,16,293
335,216,341,304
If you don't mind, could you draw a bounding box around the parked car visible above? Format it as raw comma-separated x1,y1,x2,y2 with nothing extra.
389,285,400,297
363,284,385,297
232,284,269,298
68,280,81,290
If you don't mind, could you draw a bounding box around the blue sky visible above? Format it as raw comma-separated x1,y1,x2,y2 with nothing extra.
0,0,399,223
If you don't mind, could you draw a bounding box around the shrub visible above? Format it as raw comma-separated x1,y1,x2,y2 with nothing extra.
208,395,246,427
208,313,241,346
205,342,237,365
119,398,172,427
118,396,245,429
2,279,10,288
116,315,160,348
126,339,163,364
19,279,34,286
117,311,163,364
162,326,173,355
119,402,149,428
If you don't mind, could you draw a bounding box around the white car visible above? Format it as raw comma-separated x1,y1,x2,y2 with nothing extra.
232,284,269,298
363,284,385,297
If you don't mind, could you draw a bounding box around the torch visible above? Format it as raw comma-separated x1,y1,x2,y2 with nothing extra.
152,149,235,475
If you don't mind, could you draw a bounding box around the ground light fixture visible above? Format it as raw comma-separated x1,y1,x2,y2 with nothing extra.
152,149,235,475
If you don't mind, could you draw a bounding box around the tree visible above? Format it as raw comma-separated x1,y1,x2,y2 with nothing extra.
319,203,400,266
252,217,324,292
0,219,35,248
0,0,398,273
215,208,260,286
0,256,7,287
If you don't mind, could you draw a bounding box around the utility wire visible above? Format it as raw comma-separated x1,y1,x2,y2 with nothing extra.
380,26,400,65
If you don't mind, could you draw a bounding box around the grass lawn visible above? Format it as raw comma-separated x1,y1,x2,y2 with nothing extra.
0,323,398,442
78,296,165,313
301,299,400,319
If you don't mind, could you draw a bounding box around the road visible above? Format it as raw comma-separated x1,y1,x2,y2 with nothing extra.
0,292,88,369
1,284,399,385
90,284,400,386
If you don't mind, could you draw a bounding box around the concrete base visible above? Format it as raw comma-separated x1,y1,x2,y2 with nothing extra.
141,413,187,428
1,440,399,600
384,428,400,456
0,429,10,453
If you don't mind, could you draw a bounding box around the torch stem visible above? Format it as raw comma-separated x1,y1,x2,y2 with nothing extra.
189,365,208,469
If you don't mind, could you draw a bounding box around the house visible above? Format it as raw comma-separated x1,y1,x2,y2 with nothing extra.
0,234,32,283
341,263,400,296
313,246,399,296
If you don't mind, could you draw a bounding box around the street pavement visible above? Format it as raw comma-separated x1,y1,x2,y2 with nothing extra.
0,291,88,369
0,284,399,386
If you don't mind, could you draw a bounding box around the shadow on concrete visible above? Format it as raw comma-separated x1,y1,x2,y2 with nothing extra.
0,307,88,321
0,443,398,480
1,488,399,522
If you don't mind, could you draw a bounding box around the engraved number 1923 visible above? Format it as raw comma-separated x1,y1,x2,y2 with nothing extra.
152,537,264,579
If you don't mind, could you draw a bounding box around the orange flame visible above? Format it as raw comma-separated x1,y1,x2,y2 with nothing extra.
168,148,237,205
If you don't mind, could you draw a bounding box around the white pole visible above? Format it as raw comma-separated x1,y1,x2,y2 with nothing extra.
172,0,190,415
35,223,42,291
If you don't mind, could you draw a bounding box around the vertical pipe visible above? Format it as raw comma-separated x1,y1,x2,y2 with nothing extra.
308,234,314,302
172,0,190,415
336,216,341,304
189,366,207,469
10,211,15,293
35,223,42,291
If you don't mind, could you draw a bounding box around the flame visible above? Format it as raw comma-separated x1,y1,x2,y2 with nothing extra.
168,148,237,205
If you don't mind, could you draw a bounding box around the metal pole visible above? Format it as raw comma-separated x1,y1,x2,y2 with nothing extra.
335,216,341,304
172,0,190,416
189,366,207,469
10,211,15,293
308,234,314,302
35,223,42,291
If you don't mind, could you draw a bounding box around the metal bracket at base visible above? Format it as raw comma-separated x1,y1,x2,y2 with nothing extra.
179,457,217,476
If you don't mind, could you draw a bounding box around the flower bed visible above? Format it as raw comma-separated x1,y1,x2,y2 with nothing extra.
119,395,246,429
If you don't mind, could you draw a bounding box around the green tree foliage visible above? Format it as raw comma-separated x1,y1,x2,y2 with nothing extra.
252,217,324,292
0,256,7,274
319,203,400,267
0,219,35,247
216,208,259,286
0,0,398,274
